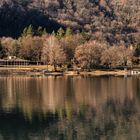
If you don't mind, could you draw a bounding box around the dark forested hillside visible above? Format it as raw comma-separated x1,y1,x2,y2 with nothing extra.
0,0,140,46
0,0,63,37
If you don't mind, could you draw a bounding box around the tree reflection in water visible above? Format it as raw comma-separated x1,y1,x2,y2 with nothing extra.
0,76,139,140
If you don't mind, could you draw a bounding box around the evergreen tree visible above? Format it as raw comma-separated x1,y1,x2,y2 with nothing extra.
56,28,65,39
42,28,47,35
21,25,34,37
26,25,34,36
51,30,56,37
21,27,28,37
36,26,43,36
65,28,73,37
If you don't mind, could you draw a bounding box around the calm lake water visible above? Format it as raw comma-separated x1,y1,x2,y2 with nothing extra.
0,75,139,140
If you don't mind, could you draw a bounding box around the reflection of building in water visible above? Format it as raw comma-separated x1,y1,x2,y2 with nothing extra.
0,76,139,117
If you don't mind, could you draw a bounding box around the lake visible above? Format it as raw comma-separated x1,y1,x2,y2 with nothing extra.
0,75,139,140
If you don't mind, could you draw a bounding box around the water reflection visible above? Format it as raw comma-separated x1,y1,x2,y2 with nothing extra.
0,76,139,140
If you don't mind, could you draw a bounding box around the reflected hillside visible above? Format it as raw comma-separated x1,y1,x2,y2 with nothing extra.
0,76,139,139
0,76,139,118
0,99,139,140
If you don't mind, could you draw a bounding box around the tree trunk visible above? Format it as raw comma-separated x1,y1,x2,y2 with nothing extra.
54,63,57,71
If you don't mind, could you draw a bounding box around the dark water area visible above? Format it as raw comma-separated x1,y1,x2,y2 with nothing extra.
0,75,139,140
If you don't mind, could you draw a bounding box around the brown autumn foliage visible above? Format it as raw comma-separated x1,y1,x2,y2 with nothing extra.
42,36,66,70
75,41,107,69
19,36,43,61
60,33,85,63
101,46,134,68
0,28,137,69
0,0,140,47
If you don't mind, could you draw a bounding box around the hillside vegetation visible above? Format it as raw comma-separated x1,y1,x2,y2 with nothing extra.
0,0,139,45
0,0,139,70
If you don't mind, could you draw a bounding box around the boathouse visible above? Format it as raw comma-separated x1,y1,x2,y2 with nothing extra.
0,56,29,66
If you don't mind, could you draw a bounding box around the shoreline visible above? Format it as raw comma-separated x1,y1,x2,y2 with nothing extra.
80,70,129,76
0,67,133,76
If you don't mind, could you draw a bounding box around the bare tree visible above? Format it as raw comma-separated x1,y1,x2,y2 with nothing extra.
19,36,43,61
75,41,106,69
101,46,120,68
42,36,66,71
101,46,134,68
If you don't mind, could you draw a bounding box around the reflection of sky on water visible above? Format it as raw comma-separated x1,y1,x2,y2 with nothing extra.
0,76,139,140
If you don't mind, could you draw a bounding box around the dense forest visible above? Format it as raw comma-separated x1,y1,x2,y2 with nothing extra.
0,0,140,45
0,0,140,69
